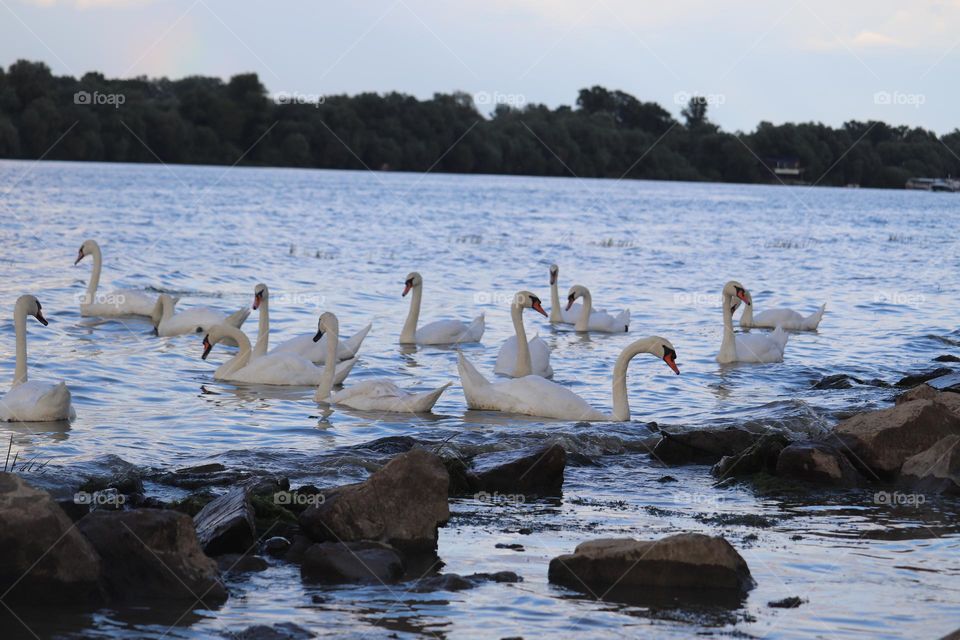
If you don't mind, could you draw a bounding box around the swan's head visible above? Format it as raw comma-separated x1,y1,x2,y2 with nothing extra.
402,272,422,297
722,281,751,314
18,295,48,326
313,311,339,342
253,283,268,310
565,284,589,311
515,291,547,317
651,336,680,375
75,239,97,265
201,324,230,360
549,264,559,285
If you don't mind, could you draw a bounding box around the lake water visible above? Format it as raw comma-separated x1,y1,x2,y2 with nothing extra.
1,159,959,639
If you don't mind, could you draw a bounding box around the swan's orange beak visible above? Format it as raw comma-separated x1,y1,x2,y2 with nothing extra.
201,336,212,360
532,300,547,317
402,282,412,297
253,292,261,310
565,295,575,311
74,249,85,265
663,351,680,375
736,290,751,305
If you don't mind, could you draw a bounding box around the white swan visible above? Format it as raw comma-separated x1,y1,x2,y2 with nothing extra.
400,272,484,345
314,312,451,412
250,283,370,362
739,288,826,331
1,296,74,422
201,323,355,386
566,285,630,333
458,336,678,421
152,293,250,338
718,281,789,364
75,239,158,317
493,291,553,378
548,264,583,324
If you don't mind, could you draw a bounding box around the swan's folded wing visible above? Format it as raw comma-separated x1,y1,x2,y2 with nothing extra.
336,379,404,402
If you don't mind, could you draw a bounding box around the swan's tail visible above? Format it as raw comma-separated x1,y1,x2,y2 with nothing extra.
802,304,826,330
225,306,251,329
615,309,631,332
410,382,452,412
333,357,358,386
40,382,74,419
466,313,485,342
456,351,489,409
772,325,790,353
340,322,372,359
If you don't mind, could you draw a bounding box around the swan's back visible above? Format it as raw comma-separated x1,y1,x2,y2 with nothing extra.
1,381,74,421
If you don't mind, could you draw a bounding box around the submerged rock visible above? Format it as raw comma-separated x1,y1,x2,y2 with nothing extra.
469,444,566,497
300,541,403,584
934,355,960,363
299,448,449,553
216,553,269,574
0,473,103,603
78,509,226,603
230,622,314,640
712,434,790,478
653,428,760,465
262,536,292,557
829,399,960,478
900,435,960,495
548,533,753,597
768,596,806,608
896,367,954,388
193,486,256,556
776,441,863,486
409,571,522,593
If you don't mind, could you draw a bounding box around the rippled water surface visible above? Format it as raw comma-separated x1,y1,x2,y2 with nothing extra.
1,160,959,639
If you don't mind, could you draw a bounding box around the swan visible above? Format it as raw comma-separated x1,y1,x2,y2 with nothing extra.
250,283,370,362
566,285,630,333
458,336,678,421
739,288,826,331
493,291,553,378
400,272,484,345
717,281,789,364
201,323,355,386
74,239,158,317
1,296,75,422
151,293,249,338
314,312,451,412
548,264,583,324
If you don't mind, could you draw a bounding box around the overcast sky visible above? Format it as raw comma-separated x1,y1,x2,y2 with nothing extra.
2,0,959,133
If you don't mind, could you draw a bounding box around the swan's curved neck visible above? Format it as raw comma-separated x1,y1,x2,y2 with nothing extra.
549,276,562,323
511,303,532,377
253,295,269,358
157,295,174,323
400,286,422,344
719,293,737,361
575,289,593,331
215,326,252,378
317,324,339,401
86,243,103,301
13,301,29,386
611,337,659,421
740,298,753,326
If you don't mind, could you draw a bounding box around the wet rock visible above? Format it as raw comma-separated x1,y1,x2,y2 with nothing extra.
941,629,960,640
0,473,103,603
169,490,216,517
299,448,449,553
216,553,269,573
157,465,251,490
78,509,226,603
653,428,760,465
934,355,960,363
300,541,403,584
812,374,888,389
78,469,144,497
470,570,522,583
695,513,778,528
244,475,290,498
900,435,960,495
829,400,960,478
712,434,790,478
776,441,864,486
262,536,292,557
656,475,678,483
409,571,522,593
895,384,941,405
768,596,806,608
194,486,256,556
230,621,314,640
443,456,474,495
495,543,525,551
896,367,953,388
927,371,960,393
548,534,753,597
178,462,227,474
470,444,566,497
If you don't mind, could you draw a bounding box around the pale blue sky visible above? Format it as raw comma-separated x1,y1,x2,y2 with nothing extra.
2,0,959,132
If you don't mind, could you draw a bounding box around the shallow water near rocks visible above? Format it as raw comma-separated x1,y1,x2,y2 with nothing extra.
1,160,959,639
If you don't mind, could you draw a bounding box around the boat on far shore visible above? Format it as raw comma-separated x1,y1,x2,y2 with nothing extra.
905,177,960,192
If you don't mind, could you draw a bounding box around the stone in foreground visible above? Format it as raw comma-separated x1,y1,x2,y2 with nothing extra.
193,486,256,556
0,473,103,602
548,533,753,598
652,428,760,465
300,541,403,584
469,444,566,497
299,448,449,553
900,435,960,495
776,441,863,486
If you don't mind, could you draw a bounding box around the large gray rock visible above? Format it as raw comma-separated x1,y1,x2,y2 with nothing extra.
469,444,566,497
300,541,403,584
193,486,256,556
78,509,226,603
829,400,960,478
776,441,864,486
0,473,103,603
900,435,960,495
299,449,449,553
653,428,760,465
548,533,753,597
712,434,790,478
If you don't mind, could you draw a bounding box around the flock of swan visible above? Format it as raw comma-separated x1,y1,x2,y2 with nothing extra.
1,239,827,424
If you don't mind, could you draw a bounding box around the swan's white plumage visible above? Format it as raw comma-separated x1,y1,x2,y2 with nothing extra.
0,380,75,422
742,302,826,331
75,239,157,317
400,272,485,345
494,335,553,378
273,322,371,363
717,281,790,364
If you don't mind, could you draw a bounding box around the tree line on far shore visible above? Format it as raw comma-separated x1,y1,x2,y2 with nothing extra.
1,59,958,189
